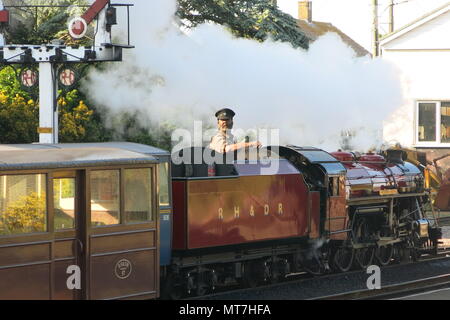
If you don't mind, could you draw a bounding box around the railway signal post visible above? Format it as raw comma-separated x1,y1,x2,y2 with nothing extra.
0,0,133,143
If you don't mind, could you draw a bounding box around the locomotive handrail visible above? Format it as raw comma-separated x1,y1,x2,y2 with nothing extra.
351,174,385,179
341,160,389,165
347,192,429,203
172,175,239,181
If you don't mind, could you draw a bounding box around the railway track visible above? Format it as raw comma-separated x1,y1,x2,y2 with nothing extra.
314,273,450,300
187,247,450,300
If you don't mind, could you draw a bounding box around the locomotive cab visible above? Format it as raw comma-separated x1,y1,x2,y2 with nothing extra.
276,146,349,240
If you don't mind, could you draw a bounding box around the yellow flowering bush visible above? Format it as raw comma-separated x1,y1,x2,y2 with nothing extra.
0,192,46,235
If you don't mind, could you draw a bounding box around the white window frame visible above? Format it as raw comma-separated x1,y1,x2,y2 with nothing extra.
415,100,450,148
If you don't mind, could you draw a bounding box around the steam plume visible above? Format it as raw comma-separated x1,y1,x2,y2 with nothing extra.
83,0,405,152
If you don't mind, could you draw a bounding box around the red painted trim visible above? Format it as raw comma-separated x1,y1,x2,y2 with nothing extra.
309,191,320,239
172,181,187,250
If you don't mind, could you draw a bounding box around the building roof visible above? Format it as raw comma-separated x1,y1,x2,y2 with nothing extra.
380,2,450,45
297,19,371,57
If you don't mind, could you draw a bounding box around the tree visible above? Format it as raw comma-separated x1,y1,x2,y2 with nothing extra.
177,0,309,49
0,65,107,143
106,111,176,150
5,0,89,45
0,0,106,144
0,88,39,143
58,89,108,142
0,192,46,235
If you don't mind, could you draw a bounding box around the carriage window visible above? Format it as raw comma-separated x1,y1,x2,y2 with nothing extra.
54,178,75,230
124,168,153,223
0,174,47,235
159,163,169,206
90,170,120,227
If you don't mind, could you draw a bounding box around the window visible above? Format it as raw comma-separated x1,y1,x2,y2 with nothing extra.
0,174,47,235
158,163,170,206
418,103,436,142
90,170,120,227
417,101,450,145
124,168,153,223
329,177,340,196
54,178,75,230
441,102,450,143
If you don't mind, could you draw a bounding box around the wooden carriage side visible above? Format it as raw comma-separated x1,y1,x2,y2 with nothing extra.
0,144,161,300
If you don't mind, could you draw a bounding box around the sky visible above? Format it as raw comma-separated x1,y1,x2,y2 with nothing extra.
277,0,449,52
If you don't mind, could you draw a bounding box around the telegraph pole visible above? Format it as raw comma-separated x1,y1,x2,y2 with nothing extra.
388,0,394,33
372,0,379,57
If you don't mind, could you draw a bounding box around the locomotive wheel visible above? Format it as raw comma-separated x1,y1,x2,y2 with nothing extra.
354,246,375,269
393,244,412,263
332,246,354,273
162,273,184,300
375,244,394,266
353,218,375,269
196,282,209,296
411,232,423,261
269,259,290,283
301,254,324,275
411,248,421,262
241,260,261,288
268,261,280,284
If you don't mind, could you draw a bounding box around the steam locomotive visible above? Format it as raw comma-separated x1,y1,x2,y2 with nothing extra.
162,145,442,298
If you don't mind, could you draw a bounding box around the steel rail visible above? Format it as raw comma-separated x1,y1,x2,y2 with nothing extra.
313,273,450,300
187,249,450,300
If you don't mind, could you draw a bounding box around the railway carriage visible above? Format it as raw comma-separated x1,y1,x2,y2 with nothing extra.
0,142,168,300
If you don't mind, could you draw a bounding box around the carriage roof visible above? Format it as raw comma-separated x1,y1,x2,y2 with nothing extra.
0,142,165,171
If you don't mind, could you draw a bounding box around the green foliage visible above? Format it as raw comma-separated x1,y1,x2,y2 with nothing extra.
5,0,88,45
107,111,175,151
0,66,105,143
177,0,309,49
0,67,39,143
54,178,74,199
0,192,46,235
58,89,108,143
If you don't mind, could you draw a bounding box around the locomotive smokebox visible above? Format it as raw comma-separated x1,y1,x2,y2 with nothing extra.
386,149,407,164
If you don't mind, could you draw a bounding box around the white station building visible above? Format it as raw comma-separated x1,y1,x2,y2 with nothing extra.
380,3,450,172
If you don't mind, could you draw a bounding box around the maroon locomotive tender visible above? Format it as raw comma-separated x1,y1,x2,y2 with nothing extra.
164,145,441,297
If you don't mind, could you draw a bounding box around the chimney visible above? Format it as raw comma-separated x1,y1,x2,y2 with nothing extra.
298,1,312,23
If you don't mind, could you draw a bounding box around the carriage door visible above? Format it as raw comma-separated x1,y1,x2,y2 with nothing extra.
52,171,83,300
86,167,159,300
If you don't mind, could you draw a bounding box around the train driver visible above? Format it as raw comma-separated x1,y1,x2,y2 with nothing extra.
209,108,261,153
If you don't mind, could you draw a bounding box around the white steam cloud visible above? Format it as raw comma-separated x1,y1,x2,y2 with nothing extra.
83,0,405,152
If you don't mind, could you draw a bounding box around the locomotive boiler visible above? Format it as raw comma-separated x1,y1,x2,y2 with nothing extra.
163,145,441,297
